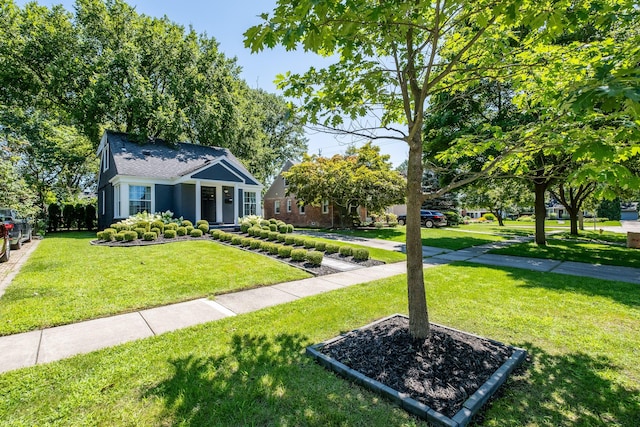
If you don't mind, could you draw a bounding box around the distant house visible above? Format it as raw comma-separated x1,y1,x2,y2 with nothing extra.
263,160,366,228
96,131,262,230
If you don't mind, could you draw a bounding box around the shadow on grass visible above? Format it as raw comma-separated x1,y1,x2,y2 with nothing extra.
42,231,96,240
145,333,414,426
420,236,501,250
486,343,640,425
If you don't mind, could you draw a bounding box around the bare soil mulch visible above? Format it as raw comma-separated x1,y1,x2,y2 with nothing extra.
320,315,513,418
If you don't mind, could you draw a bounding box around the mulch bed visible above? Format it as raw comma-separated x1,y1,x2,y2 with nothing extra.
90,235,211,246
320,315,513,418
324,252,384,268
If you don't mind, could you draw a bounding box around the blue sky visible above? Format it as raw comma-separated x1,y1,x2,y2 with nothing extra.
15,0,408,166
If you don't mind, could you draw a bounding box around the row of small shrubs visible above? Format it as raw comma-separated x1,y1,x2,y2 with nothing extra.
97,219,209,242
211,230,324,266
239,217,295,234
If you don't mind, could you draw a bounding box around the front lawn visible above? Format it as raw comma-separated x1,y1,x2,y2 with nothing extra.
326,226,507,250
1,264,638,425
489,231,640,268
0,232,310,335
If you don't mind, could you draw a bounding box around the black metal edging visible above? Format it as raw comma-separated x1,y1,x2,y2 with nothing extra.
306,314,527,427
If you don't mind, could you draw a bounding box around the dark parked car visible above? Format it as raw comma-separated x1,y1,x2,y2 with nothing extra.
0,223,9,262
0,208,33,250
397,210,448,228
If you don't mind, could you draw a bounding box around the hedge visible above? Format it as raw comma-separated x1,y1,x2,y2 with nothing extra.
176,227,187,236
278,245,292,258
325,244,340,254
143,231,157,241
290,249,307,262
314,241,326,251
339,246,353,257
352,248,370,261
190,229,203,237
305,251,324,266
164,229,177,239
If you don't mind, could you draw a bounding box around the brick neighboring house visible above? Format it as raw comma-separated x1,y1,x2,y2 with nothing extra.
263,160,366,228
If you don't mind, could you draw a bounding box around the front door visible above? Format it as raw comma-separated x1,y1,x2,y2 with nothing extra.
222,186,234,224
201,187,216,223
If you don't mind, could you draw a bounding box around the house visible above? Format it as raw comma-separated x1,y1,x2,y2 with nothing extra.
263,160,366,228
96,131,263,230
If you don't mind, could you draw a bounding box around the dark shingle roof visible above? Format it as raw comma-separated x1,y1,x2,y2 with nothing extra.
106,131,260,185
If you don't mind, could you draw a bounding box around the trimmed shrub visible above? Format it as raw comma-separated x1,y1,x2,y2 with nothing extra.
151,221,165,233
224,233,234,242
133,228,145,239
260,241,275,252
293,236,306,246
306,251,324,266
278,225,288,233
286,224,294,233
278,245,292,258
388,221,398,227
339,246,353,257
143,231,157,241
123,231,138,241
190,229,203,237
96,231,104,240
285,235,295,245
165,223,178,230
325,244,340,254
444,211,461,226
196,219,209,227
352,248,370,261
164,229,177,239
151,227,161,236
268,231,279,241
269,218,277,224
483,212,496,221
303,240,315,249
211,229,222,239
250,239,262,249
181,220,193,227
135,221,150,232
101,229,115,241
269,244,281,255
114,232,125,241
240,222,251,233
260,230,270,239
112,223,128,232
260,220,270,227
231,236,242,245
374,222,385,229
261,225,270,231
240,238,251,247
176,227,187,236
185,225,194,234
198,224,209,234
314,241,326,252
290,249,307,262
269,224,278,232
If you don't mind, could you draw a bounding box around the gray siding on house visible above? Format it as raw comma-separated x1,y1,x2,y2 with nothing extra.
98,184,114,230
238,189,243,218
173,184,196,222
192,163,243,182
155,184,174,214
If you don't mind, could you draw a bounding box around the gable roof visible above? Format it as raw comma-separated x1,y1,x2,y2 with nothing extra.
102,131,260,186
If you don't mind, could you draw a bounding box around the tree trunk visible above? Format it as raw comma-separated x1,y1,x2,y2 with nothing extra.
492,209,504,226
569,211,579,235
579,211,584,231
534,180,548,246
406,138,429,341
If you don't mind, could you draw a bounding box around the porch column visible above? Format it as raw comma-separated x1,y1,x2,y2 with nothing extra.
233,184,239,225
256,190,263,217
195,180,201,222
122,183,130,218
216,185,223,224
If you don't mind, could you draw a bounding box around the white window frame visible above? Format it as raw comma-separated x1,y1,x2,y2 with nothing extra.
244,191,257,216
274,200,280,215
322,199,329,214
129,185,152,215
114,184,121,218
286,199,292,213
102,144,109,172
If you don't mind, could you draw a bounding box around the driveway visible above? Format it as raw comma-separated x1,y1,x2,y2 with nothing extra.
0,239,40,298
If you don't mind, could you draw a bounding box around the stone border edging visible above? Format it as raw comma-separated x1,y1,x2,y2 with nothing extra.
306,313,527,427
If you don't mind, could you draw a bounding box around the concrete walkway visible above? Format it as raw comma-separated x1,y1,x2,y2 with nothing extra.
2,226,639,374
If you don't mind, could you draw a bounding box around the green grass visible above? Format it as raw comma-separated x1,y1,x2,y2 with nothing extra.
0,232,310,335
305,235,406,263
325,226,507,250
489,231,640,268
1,264,638,425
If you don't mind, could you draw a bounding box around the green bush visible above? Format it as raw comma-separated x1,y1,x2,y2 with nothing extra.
210,229,222,239
444,211,461,226
260,241,275,252
260,230,270,239
304,240,315,249
269,218,277,224
135,221,150,232
150,227,161,236
240,222,251,233
101,229,116,241
268,231,279,241
325,244,340,254
388,221,398,227
314,241,326,251
231,236,242,245
516,215,534,222
151,221,165,232
198,224,209,234
293,236,306,246
269,244,281,255
483,212,496,221
374,222,385,229
260,220,270,227
306,251,324,266
352,248,370,261
278,225,288,233
123,231,138,241
286,224,294,233
164,223,178,230
250,239,262,249
132,228,145,239
269,224,278,232
276,233,287,243
290,249,307,262
285,235,295,245
339,246,353,257
112,223,129,232
176,227,187,236
96,231,104,240
164,229,177,239
241,238,251,247
278,245,292,258
114,232,125,241
185,225,194,234
190,229,203,237
143,231,157,241
181,220,193,227
196,219,209,227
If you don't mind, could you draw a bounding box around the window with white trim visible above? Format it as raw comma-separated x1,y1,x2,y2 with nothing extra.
299,204,305,215
114,184,121,217
322,199,329,214
129,185,151,214
286,199,292,213
102,144,109,172
244,191,257,216
274,200,280,214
